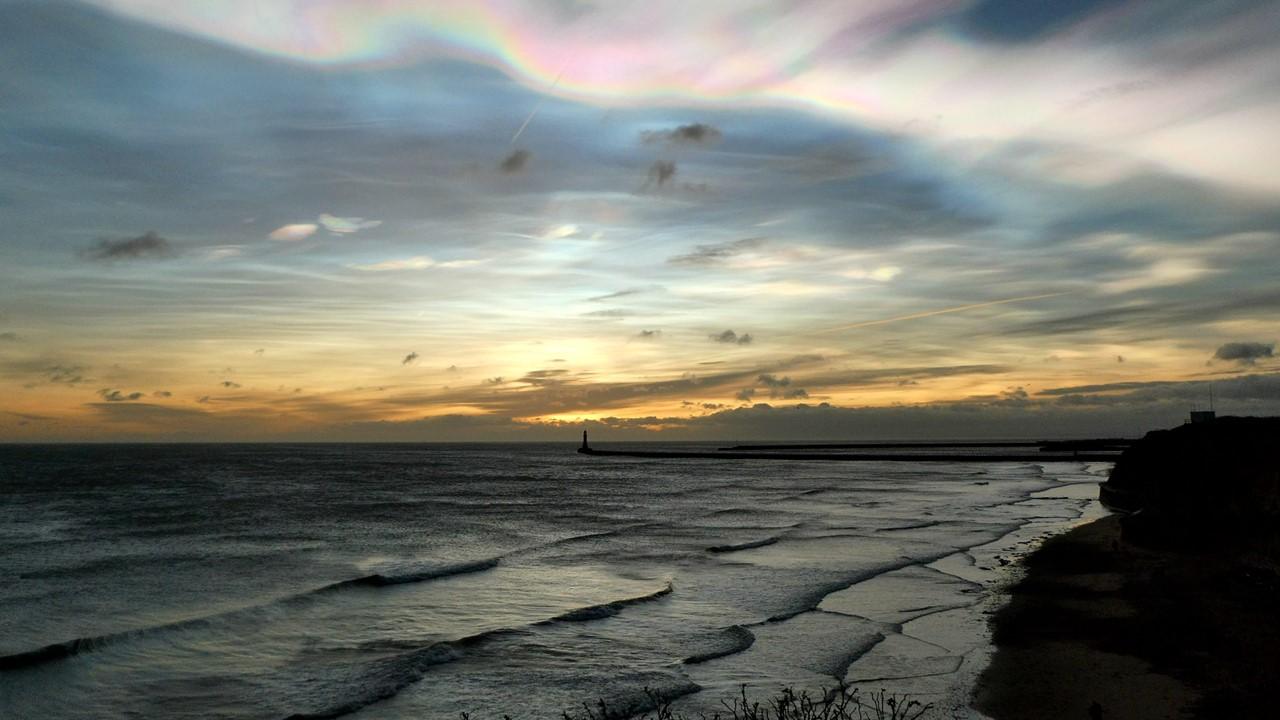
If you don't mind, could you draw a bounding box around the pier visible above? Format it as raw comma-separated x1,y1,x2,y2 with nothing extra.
576,432,1125,463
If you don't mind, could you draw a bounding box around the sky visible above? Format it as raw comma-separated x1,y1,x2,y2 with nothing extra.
1,0,1278,441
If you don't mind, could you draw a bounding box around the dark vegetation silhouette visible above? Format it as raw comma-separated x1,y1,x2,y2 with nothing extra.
461,685,934,720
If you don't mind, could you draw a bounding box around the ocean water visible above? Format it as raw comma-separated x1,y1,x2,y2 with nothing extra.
0,444,1109,719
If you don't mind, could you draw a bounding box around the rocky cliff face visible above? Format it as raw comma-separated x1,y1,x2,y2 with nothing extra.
1101,416,1280,548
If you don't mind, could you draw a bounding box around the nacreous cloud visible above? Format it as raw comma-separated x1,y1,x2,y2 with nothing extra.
268,224,318,241
83,0,1280,194
351,256,482,271
319,214,382,234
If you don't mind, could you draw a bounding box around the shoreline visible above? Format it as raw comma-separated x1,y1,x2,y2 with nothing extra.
972,512,1280,718
836,461,1112,718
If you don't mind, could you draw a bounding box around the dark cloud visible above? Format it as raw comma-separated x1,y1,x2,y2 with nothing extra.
1039,373,1280,405
1038,380,1176,397
446,364,459,372
499,149,531,174
518,369,569,386
756,373,808,399
1005,290,1280,338
153,390,172,398
87,402,221,428
648,160,676,187
221,380,241,388
668,238,763,266
635,329,662,340
994,386,1030,405
641,123,722,146
402,352,420,365
793,364,1010,389
377,356,824,419
79,231,173,261
1213,342,1274,365
97,388,144,402
254,348,265,356
735,388,756,402
46,364,87,385
484,376,505,385
711,330,753,345
583,309,634,317
0,332,17,342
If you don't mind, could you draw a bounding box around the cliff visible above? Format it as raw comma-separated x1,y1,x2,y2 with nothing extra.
977,416,1280,718
1100,416,1280,549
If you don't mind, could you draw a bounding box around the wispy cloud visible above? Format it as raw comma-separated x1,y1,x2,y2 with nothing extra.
669,238,764,266
351,256,483,271
588,288,651,302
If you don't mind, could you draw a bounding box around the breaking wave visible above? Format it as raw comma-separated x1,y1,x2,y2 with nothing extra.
682,625,756,664
706,536,780,554
540,583,673,624
0,557,502,671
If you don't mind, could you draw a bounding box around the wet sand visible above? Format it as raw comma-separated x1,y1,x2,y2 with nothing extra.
973,514,1280,719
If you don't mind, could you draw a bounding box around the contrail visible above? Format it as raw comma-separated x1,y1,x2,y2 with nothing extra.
812,292,1070,335
511,65,568,146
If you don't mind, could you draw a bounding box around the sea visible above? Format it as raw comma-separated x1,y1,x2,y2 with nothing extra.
0,443,1110,720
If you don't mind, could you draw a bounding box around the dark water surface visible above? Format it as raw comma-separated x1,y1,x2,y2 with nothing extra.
0,444,1107,719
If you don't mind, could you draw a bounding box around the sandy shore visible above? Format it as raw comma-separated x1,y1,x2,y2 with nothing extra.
972,514,1280,719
